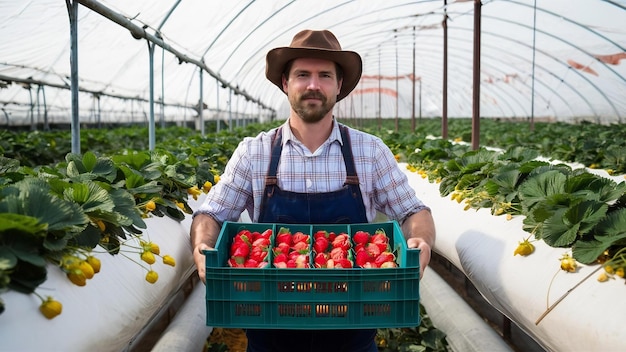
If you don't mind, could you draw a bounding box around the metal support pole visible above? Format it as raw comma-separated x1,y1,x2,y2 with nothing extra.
216,80,221,133
199,68,204,136
412,26,416,132
471,0,482,150
148,42,155,151
395,37,399,132
442,0,449,139
378,48,382,130
67,0,80,154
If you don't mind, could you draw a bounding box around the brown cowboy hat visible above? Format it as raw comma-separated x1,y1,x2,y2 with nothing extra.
265,29,362,101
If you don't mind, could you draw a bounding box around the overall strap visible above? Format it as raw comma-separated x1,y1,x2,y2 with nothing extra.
339,125,360,186
265,127,284,187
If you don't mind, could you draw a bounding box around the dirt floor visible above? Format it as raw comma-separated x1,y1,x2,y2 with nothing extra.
205,328,247,352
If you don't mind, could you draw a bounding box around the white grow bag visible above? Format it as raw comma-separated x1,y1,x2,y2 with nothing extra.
402,163,625,352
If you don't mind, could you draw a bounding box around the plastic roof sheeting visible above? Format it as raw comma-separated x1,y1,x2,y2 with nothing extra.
1,0,625,126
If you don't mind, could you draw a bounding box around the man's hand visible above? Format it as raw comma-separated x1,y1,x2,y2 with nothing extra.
406,237,432,279
193,243,213,283
402,209,436,279
190,213,221,284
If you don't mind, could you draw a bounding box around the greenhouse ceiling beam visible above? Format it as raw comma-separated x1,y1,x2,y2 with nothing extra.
475,13,621,122
76,0,272,112
407,35,576,118
0,74,195,110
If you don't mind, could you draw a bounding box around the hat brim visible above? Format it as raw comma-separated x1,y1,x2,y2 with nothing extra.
266,47,362,101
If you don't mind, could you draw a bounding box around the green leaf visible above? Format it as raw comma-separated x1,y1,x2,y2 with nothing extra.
64,181,116,214
0,178,88,233
8,261,47,294
0,248,18,269
573,209,626,263
110,188,146,229
594,207,626,237
565,172,626,203
518,170,567,212
565,200,608,235
0,213,47,236
542,208,579,247
74,224,102,248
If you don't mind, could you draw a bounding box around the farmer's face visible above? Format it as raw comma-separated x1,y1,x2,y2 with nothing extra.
283,58,342,123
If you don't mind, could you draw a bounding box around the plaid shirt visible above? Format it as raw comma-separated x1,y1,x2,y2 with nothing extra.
195,119,429,223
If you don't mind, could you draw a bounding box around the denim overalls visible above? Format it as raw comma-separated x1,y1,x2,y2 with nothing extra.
245,125,377,352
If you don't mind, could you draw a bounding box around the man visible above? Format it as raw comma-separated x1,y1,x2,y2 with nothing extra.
191,29,435,352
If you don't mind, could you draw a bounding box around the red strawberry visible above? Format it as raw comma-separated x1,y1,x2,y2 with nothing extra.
380,261,397,268
331,233,351,251
250,246,268,263
230,242,250,259
314,230,329,240
352,231,369,245
365,243,381,258
275,231,292,246
355,250,372,267
314,252,328,268
374,251,395,266
257,229,272,240
274,242,290,255
252,237,270,249
244,258,259,268
329,246,347,261
314,237,329,253
273,253,288,267
292,241,309,253
335,258,353,268
292,231,309,244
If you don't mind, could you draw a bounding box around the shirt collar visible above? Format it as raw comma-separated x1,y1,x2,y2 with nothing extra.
281,117,344,147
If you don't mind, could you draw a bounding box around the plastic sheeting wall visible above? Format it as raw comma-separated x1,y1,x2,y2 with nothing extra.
1,0,625,125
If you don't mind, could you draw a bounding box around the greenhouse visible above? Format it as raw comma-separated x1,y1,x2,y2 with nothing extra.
1,1,625,351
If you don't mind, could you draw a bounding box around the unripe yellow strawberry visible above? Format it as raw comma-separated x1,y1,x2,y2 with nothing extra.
203,181,213,193
96,220,106,232
616,267,624,278
162,255,176,267
514,239,534,256
40,297,62,319
213,175,220,183
175,201,185,210
61,254,80,271
78,260,95,279
146,270,158,284
148,242,160,255
141,251,156,265
604,265,614,274
597,272,609,282
67,271,87,286
560,253,577,273
86,256,101,273
187,186,202,200
145,200,156,212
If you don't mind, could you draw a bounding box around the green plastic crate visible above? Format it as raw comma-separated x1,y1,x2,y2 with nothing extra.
204,221,420,329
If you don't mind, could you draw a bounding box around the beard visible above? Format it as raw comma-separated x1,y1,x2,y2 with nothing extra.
289,90,336,123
